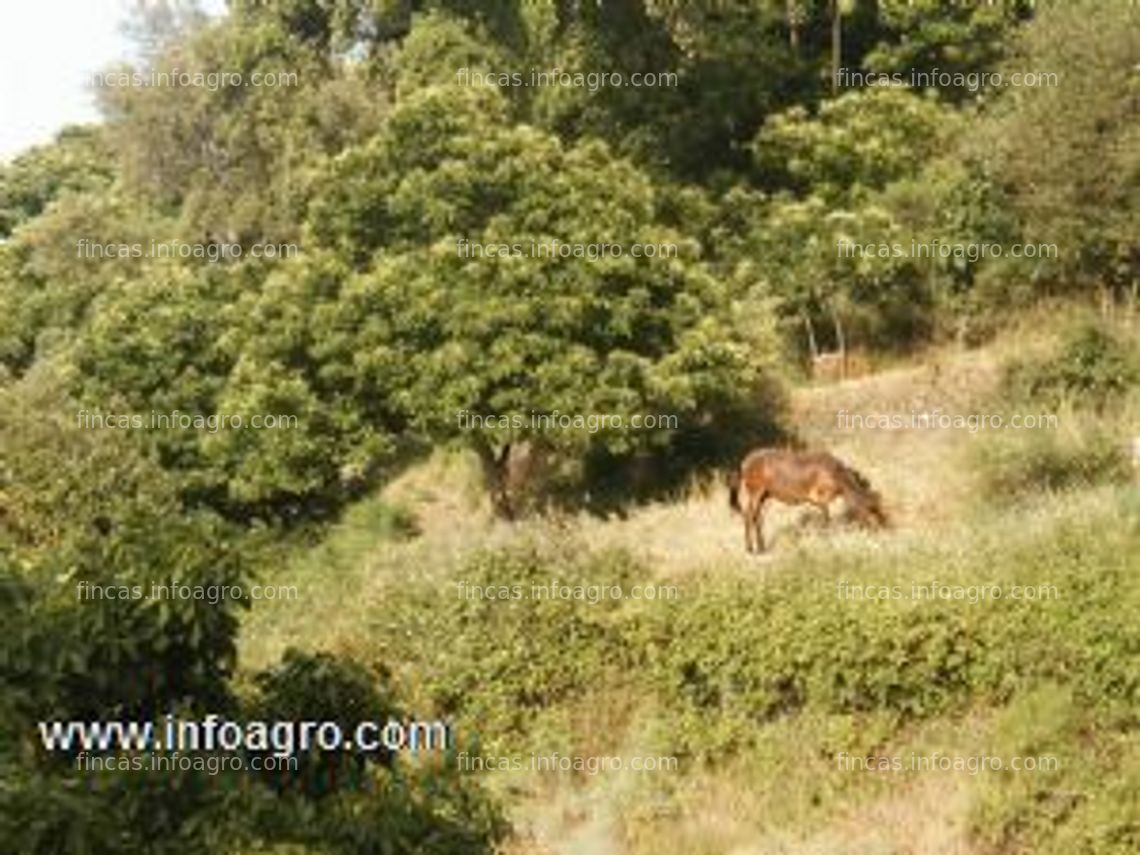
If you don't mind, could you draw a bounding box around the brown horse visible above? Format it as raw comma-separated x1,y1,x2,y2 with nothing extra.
729,448,888,553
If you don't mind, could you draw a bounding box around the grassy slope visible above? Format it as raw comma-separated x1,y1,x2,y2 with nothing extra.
238,335,1139,855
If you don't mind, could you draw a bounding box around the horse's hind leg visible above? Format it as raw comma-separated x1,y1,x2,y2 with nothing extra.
815,502,830,526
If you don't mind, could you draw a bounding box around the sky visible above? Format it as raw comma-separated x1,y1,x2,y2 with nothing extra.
0,0,226,163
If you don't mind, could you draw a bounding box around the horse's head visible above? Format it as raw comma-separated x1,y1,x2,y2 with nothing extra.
852,490,889,529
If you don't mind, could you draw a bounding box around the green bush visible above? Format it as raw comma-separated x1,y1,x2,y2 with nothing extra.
0,377,250,853
0,377,505,854
354,496,1138,852
247,651,402,798
970,689,1140,854
1002,322,1139,412
375,544,641,749
240,650,508,854
0,377,247,724
369,502,421,542
631,508,1138,758
975,416,1131,498
977,321,1138,499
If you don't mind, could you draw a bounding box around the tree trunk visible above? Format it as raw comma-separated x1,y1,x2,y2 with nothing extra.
831,0,842,94
830,303,847,380
473,437,515,521
1098,283,1112,320
787,0,800,53
803,312,820,361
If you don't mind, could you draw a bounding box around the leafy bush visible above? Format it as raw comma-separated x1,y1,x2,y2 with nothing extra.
970,688,1140,855
247,650,402,798
368,502,421,542
239,650,508,854
0,376,505,854
1002,323,1139,412
0,376,250,853
370,500,1138,762
975,414,1132,498
0,375,247,722
631,510,1138,759
375,544,641,749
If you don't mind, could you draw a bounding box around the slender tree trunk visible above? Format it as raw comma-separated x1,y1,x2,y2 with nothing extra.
831,0,842,94
830,303,847,380
787,0,800,53
803,312,819,361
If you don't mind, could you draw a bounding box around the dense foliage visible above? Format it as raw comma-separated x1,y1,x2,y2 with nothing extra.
4,0,1134,519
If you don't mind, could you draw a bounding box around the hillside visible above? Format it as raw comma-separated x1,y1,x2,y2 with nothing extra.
237,333,1140,854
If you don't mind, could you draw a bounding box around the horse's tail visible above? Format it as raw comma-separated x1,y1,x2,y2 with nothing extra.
837,462,888,527
728,469,742,513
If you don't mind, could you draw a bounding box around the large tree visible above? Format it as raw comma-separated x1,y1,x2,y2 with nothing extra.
251,77,765,513
972,0,1140,299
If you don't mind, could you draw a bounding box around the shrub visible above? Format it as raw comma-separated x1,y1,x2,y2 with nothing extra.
630,505,1138,757
1001,322,1139,413
372,504,1138,764
977,321,1138,499
247,650,402,798
0,376,247,724
0,376,505,854
975,414,1131,499
970,689,1140,855
0,376,250,853
240,650,509,854
375,544,641,749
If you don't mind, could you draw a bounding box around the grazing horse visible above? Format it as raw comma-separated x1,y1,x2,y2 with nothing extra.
729,448,888,553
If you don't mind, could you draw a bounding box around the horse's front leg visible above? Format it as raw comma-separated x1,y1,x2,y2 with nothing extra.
750,494,768,553
743,497,755,553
